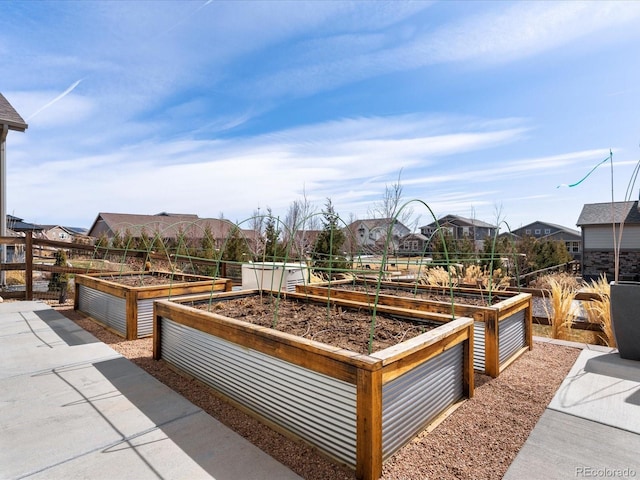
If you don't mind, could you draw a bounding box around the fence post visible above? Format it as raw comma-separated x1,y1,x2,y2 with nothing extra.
25,231,33,300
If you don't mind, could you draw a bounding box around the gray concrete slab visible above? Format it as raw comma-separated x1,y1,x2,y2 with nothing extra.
548,349,640,434
504,409,640,480
505,348,640,480
0,301,302,480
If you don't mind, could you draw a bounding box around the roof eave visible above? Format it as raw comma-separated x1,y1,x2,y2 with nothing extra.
4,120,28,132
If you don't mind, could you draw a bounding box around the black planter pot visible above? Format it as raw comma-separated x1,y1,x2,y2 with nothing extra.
610,281,640,361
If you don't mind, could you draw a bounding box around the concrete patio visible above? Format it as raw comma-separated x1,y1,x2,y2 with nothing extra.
0,301,302,480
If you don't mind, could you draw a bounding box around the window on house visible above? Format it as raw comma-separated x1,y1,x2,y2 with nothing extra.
59,232,68,239
534,229,541,235
544,229,551,234
525,229,531,235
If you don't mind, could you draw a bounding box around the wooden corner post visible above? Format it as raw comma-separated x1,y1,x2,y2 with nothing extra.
356,366,383,480
485,310,500,378
464,323,475,398
25,231,33,300
126,292,138,340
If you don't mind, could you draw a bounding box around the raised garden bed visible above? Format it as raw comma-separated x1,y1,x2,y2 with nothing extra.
153,290,474,480
74,271,232,339
300,279,533,377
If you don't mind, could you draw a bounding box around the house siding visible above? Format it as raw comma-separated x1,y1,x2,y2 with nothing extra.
583,225,640,250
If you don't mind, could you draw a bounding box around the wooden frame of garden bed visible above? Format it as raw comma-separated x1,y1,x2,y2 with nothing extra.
153,290,474,480
299,279,532,378
74,271,232,340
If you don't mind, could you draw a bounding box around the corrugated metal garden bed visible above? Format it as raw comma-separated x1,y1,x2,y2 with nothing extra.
74,271,232,339
299,279,533,377
153,290,475,480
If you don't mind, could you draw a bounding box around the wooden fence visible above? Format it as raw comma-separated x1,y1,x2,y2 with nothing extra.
1,233,607,340
0,232,243,301
0,232,106,301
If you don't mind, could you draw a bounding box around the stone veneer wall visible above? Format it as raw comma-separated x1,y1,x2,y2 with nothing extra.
582,250,640,281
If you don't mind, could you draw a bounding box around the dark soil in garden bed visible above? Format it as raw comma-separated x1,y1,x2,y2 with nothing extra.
100,273,204,287
334,283,507,306
193,294,441,355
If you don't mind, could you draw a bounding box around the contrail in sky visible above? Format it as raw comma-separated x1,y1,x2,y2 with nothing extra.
26,79,83,121
159,0,213,37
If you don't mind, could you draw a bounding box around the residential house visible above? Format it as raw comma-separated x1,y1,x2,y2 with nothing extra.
87,212,258,251
577,201,640,281
6,215,44,236
419,214,497,250
39,225,81,243
4,215,44,262
343,218,411,255
509,221,582,262
397,233,430,256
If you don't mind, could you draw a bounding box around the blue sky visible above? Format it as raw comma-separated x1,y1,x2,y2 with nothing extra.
2,0,640,232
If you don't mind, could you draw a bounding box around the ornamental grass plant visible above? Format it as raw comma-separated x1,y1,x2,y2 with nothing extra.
583,275,615,347
541,275,579,341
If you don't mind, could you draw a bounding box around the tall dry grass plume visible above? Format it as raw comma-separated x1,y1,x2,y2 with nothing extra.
419,266,459,286
583,275,615,347
420,264,511,290
462,264,510,290
4,271,25,286
532,272,580,291
541,274,579,340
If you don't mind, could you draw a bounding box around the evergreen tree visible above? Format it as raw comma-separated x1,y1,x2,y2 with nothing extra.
174,227,189,257
429,230,452,265
96,232,109,249
481,236,504,272
122,229,135,250
137,228,151,251
151,230,166,255
311,199,348,276
49,249,69,302
264,208,284,261
111,231,124,249
534,239,572,269
451,236,476,266
222,225,250,262
201,224,216,259
516,235,538,273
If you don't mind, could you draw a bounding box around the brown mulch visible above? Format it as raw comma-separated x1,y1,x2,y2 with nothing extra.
196,294,439,355
53,304,580,480
334,283,505,306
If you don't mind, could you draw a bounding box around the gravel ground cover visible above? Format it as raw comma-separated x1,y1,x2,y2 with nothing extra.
53,303,580,480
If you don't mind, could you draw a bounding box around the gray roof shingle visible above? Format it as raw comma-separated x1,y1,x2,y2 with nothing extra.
0,93,28,131
88,212,257,242
576,201,640,226
421,214,496,230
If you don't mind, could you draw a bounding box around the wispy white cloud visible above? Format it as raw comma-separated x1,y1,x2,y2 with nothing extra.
9,113,525,225
426,2,640,64
247,1,640,99
404,148,611,189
